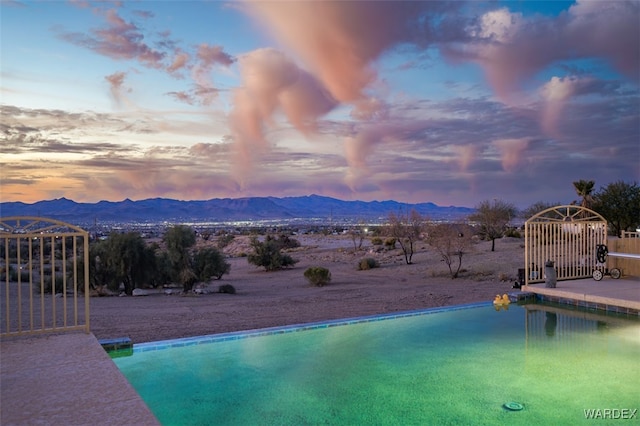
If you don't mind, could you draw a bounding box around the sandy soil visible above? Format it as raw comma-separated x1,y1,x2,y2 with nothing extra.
89,235,525,343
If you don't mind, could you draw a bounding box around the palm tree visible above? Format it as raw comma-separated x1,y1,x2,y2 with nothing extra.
573,179,595,210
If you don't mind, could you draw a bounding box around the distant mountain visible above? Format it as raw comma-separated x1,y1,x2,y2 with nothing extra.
0,195,474,225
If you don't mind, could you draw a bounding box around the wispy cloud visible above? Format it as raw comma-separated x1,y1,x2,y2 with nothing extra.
58,8,166,68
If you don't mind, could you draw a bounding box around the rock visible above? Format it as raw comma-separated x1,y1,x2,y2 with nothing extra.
132,288,149,296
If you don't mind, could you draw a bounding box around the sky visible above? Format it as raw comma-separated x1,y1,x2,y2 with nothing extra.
1,0,639,209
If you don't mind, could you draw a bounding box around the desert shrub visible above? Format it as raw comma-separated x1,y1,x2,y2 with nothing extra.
370,237,383,246
42,275,65,294
358,257,379,270
468,269,493,281
504,228,521,238
304,267,332,286
218,284,236,294
384,238,397,249
217,234,235,249
8,266,30,282
275,234,301,249
247,236,299,271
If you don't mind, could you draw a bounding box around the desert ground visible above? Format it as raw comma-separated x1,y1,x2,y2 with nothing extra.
89,234,525,343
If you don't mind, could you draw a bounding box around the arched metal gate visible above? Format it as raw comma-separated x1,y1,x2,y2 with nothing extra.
1,217,90,336
524,206,607,285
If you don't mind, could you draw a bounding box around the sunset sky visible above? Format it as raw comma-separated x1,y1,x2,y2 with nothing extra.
1,0,638,209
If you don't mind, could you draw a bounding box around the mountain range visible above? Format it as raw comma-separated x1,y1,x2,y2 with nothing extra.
0,195,474,225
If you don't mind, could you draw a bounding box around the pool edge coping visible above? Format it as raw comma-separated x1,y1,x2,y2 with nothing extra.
126,301,493,353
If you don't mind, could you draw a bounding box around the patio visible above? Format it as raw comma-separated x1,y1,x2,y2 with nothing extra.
0,332,159,426
522,275,640,314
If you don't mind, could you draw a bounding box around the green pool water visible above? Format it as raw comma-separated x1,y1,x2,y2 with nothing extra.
113,303,640,425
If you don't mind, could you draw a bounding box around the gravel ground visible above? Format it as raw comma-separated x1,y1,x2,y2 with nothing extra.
89,235,525,343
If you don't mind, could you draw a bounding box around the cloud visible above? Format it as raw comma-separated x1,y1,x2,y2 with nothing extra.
229,48,337,183
343,120,432,191
231,4,467,189
58,8,165,68
565,0,640,80
241,1,448,104
350,97,389,121
132,9,154,19
2,133,125,154
167,49,190,76
196,43,234,68
56,5,235,106
492,138,531,173
166,91,194,105
451,144,479,172
188,141,231,158
189,43,235,105
449,1,639,100
538,75,602,136
104,71,131,107
7,1,639,206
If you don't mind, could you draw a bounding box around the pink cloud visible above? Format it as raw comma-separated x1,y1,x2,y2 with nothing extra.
167,49,190,76
242,1,426,104
60,8,165,68
189,142,228,158
449,8,564,101
350,97,389,121
96,9,165,68
229,48,337,184
492,138,530,173
278,70,337,134
539,75,597,136
166,91,194,105
105,71,130,107
448,1,639,101
451,144,478,172
190,43,235,104
196,43,234,68
235,2,452,188
343,121,429,191
58,7,238,109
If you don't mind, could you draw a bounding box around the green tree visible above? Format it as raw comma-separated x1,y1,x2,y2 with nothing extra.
152,248,174,287
98,232,156,295
593,180,640,237
193,247,231,281
386,209,425,264
164,225,197,292
469,199,517,252
247,236,298,271
573,179,595,209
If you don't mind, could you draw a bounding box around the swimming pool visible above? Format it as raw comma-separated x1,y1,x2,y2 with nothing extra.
113,303,640,425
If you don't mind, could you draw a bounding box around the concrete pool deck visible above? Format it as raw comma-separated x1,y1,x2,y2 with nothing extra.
522,275,640,314
0,332,159,426
1,276,638,425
